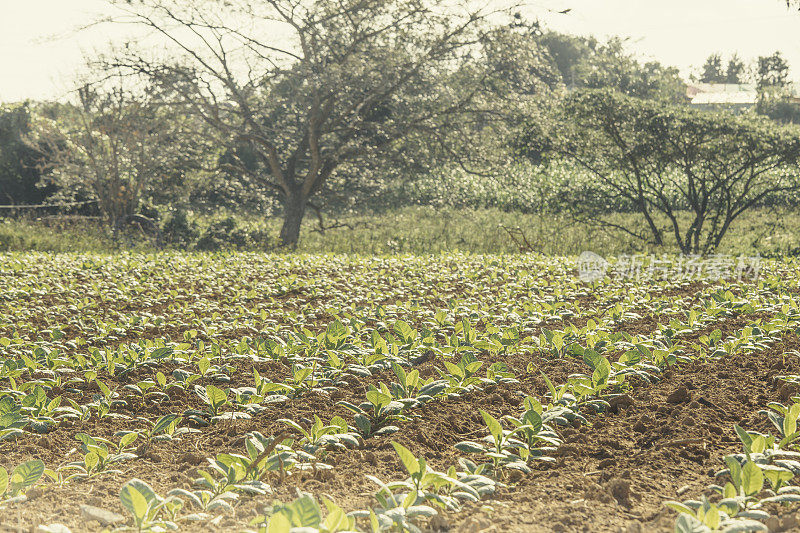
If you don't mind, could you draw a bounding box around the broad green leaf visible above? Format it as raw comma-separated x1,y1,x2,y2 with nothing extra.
285,493,322,527
725,456,743,491
742,461,764,496
480,410,503,440
394,321,416,344
120,484,149,521
765,467,794,490
205,385,227,409
151,414,178,436
0,466,8,496
785,403,800,437
11,460,44,488
675,514,711,533
365,389,390,408
392,441,421,476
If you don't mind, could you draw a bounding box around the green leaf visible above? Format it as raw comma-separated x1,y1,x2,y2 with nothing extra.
392,441,421,476
120,483,150,522
521,409,543,434
394,321,416,344
205,385,227,409
353,414,371,436
392,362,407,386
523,396,543,415
151,414,178,436
698,503,720,529
151,347,173,359
365,389,390,408
763,466,794,490
664,501,696,515
322,498,352,531
582,349,603,371
329,416,348,432
285,493,322,527
402,489,418,509
369,509,380,533
443,361,464,379
267,513,293,531
674,513,710,533
734,424,753,451
11,459,44,489
785,403,800,437
454,441,485,454
0,467,8,496
725,456,743,490
84,452,99,472
541,372,558,401
279,418,307,437
480,409,503,440
119,432,138,449
742,461,764,496
325,320,348,342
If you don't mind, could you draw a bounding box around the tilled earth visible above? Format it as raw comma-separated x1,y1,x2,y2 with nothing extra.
3,330,797,532
0,254,794,532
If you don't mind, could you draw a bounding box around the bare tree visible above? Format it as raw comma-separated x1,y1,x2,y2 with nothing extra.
522,89,800,254
103,0,530,246
30,82,202,228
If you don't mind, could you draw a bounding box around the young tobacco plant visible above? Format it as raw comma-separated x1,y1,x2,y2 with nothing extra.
118,478,182,532
279,415,360,455
388,362,448,409
187,384,250,425
455,408,554,475
248,491,356,533
116,414,192,452
60,432,138,480
338,385,406,438
0,459,44,505
0,395,27,440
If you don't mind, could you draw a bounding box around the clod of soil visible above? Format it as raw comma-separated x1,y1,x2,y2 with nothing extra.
666,386,691,403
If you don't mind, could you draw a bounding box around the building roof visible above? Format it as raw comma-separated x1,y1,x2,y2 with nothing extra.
691,92,757,105
686,83,758,106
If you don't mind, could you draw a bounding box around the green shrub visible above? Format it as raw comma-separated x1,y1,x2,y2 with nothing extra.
162,209,198,248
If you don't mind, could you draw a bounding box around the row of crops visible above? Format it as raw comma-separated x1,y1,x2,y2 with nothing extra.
2,253,800,531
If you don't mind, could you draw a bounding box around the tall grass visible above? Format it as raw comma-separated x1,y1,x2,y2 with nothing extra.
2,206,799,256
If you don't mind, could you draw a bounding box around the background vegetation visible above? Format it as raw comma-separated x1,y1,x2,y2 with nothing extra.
1,0,799,256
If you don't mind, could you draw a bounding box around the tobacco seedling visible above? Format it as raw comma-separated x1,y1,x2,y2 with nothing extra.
455,409,535,474
61,432,138,480
167,487,237,519
187,385,249,424
279,415,360,454
249,491,356,533
503,397,562,462
0,459,44,505
338,385,405,437
117,414,187,451
0,395,27,440
667,497,767,533
763,402,800,450
118,478,181,532
355,476,438,533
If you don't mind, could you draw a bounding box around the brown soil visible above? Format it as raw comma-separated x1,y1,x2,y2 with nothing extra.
2,326,795,532
0,266,791,533
445,334,800,533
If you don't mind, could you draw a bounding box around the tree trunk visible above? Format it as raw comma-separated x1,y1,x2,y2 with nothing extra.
279,192,306,247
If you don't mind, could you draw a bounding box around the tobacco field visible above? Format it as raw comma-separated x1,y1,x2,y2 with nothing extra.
3,252,800,532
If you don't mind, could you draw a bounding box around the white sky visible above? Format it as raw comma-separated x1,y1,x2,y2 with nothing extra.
1,0,799,102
